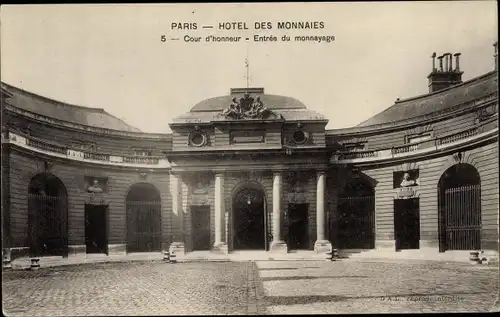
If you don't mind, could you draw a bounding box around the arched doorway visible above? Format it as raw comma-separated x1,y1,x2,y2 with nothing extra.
233,184,268,250
125,183,162,252
438,163,481,252
336,179,375,249
28,173,68,257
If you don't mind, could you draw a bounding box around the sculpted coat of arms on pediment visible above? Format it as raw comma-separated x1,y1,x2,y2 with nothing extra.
220,93,279,120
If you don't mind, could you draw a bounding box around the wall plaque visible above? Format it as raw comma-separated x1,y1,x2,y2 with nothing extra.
229,130,265,144
85,193,108,205
397,187,415,198
192,195,209,206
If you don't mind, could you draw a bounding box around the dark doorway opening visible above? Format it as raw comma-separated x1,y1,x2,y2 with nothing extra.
336,180,375,249
287,204,309,250
394,198,420,250
126,183,162,253
85,204,108,254
28,173,68,257
438,163,481,252
233,187,267,250
191,206,211,251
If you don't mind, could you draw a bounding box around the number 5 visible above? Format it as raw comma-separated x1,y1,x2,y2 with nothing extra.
161,35,166,42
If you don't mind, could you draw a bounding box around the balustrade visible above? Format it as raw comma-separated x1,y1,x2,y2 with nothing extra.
25,136,67,154
122,155,160,165
437,127,479,145
392,143,419,155
84,152,110,162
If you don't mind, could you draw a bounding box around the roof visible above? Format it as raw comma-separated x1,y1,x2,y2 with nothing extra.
1,82,141,132
357,71,497,127
172,108,325,124
173,89,324,124
190,91,307,112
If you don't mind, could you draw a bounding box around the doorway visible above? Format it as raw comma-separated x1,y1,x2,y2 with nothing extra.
394,198,420,250
125,183,162,253
85,204,108,254
28,172,68,257
287,204,309,250
233,187,267,250
438,163,481,252
336,179,375,249
191,206,211,251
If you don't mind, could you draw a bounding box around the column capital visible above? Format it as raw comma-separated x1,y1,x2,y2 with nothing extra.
169,171,184,177
316,169,326,176
273,171,282,177
214,172,225,178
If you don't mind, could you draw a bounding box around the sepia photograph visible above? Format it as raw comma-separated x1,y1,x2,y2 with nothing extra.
1,1,499,315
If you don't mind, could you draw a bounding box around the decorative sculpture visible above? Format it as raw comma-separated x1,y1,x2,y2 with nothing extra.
400,172,417,187
87,179,103,193
220,93,275,119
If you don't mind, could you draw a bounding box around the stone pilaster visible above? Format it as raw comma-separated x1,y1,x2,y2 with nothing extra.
170,173,185,256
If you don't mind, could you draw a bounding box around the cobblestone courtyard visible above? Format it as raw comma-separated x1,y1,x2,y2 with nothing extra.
2,259,499,315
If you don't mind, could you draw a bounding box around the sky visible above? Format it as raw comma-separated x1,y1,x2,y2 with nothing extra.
1,2,498,133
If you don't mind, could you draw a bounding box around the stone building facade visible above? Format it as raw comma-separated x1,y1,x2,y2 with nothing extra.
1,44,498,261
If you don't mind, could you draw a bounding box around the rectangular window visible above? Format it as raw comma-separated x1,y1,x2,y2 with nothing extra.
72,139,96,151
343,142,366,151
135,150,152,156
407,134,431,144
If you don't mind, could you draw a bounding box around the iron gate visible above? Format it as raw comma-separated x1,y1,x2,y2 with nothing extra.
126,201,162,252
442,184,481,250
28,193,68,257
337,196,375,249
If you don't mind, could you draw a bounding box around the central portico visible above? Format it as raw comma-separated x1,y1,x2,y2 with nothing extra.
166,88,333,255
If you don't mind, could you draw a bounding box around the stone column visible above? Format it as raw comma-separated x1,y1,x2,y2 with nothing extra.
169,173,185,256
213,173,228,254
314,171,332,253
270,172,288,253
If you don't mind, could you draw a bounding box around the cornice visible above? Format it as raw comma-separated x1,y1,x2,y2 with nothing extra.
326,93,497,137
4,104,172,140
331,127,498,167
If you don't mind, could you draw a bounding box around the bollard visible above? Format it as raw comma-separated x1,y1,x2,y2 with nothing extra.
332,249,339,261
170,251,176,263
469,251,480,262
163,250,170,262
30,258,40,270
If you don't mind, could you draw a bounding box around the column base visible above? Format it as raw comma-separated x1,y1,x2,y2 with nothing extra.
270,240,288,253
169,242,186,257
68,245,87,262
314,240,332,253
9,247,29,261
108,244,126,256
375,240,396,251
212,242,228,255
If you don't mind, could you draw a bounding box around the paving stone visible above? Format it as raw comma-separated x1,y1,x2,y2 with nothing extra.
255,259,499,314
2,261,265,316
3,259,498,315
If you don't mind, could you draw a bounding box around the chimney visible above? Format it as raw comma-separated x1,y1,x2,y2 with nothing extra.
427,52,463,93
494,41,498,70
454,53,461,72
